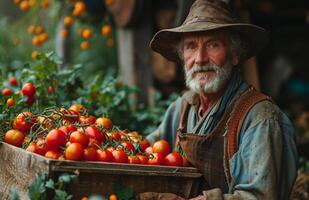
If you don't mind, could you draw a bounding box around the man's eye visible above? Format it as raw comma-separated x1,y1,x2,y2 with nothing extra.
184,43,195,49
207,41,221,49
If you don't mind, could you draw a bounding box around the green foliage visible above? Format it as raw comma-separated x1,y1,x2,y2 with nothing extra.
0,52,177,138
112,183,134,200
11,172,77,200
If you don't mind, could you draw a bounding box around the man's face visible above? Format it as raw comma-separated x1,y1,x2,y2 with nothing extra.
182,30,239,94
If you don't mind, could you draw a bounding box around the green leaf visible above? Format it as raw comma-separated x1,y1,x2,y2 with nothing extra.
54,189,72,200
89,195,107,200
45,179,55,189
27,172,47,200
58,174,77,184
10,187,21,200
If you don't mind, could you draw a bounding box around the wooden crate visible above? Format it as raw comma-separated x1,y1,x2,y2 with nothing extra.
0,142,202,199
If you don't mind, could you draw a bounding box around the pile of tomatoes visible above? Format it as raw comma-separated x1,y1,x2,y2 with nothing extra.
3,104,189,167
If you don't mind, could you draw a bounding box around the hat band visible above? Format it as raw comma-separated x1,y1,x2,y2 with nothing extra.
183,16,237,25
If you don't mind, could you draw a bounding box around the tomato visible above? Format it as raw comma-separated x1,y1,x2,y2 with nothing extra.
45,129,67,150
35,138,48,156
26,142,36,152
45,150,61,159
7,98,15,107
128,155,141,164
148,153,164,165
2,88,11,96
70,131,89,147
21,82,36,96
9,76,18,86
69,104,87,115
95,117,113,129
152,140,170,157
25,95,35,105
137,155,148,164
106,146,116,152
118,142,135,152
109,194,118,200
96,149,113,162
13,112,37,132
61,108,79,123
79,115,96,125
83,147,97,161
65,143,84,161
111,132,121,141
164,152,183,166
139,140,150,152
47,86,54,94
112,149,128,163
4,129,25,147
85,125,105,142
59,125,77,136
88,138,100,149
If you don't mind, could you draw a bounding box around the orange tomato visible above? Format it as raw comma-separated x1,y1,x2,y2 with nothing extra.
152,140,170,157
95,117,113,129
4,129,25,147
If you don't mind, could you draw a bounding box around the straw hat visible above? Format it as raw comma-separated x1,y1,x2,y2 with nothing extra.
150,0,269,63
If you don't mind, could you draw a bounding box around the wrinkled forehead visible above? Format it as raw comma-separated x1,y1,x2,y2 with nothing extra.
181,29,231,42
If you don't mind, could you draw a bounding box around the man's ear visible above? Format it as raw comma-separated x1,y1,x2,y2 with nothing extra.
231,53,239,66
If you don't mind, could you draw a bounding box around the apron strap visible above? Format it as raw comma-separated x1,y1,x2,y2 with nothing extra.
224,87,272,184
174,98,191,151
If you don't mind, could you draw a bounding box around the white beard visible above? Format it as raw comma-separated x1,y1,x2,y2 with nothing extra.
184,61,233,94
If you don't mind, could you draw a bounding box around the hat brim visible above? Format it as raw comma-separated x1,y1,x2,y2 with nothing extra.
150,22,269,63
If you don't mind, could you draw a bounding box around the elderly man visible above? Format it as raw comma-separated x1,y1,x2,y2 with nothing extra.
145,0,298,199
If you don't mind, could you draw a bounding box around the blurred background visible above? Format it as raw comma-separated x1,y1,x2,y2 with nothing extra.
0,0,309,196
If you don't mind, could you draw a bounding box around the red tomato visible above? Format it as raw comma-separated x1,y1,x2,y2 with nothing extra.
137,155,148,164
70,131,89,147
111,132,121,141
83,147,97,161
35,138,48,156
79,115,96,125
95,117,113,129
45,129,67,150
88,138,100,149
118,142,135,152
85,125,105,142
148,153,164,165
112,149,128,163
25,95,35,105
65,143,84,161
128,155,141,164
45,150,61,159
164,152,183,166
2,88,11,96
26,142,36,152
139,140,150,152
61,108,79,123
152,140,170,157
59,125,77,136
13,112,37,132
4,129,25,147
96,149,113,162
9,76,18,86
21,82,36,96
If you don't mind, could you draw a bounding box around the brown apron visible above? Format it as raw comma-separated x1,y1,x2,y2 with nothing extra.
175,87,271,193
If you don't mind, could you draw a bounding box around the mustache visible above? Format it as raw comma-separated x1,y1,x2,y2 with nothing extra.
185,64,220,77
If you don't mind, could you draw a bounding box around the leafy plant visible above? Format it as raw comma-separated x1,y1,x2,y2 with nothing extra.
10,172,77,200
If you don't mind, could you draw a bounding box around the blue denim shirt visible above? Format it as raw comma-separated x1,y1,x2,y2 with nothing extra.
146,71,298,200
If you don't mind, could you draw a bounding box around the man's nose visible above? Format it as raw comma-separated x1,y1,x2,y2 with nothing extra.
194,46,209,65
